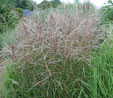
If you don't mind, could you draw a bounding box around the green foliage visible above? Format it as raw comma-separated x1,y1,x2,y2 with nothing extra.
3,0,36,10
16,8,23,18
0,7,20,34
38,0,61,9
1,58,89,98
0,0,23,49
0,4,10,33
83,41,113,98
100,0,113,22
0,37,2,50
0,0,24,33
79,24,113,98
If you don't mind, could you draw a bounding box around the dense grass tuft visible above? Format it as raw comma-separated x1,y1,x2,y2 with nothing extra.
1,6,113,98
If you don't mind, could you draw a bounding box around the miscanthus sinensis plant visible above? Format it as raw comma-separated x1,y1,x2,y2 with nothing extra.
1,8,103,98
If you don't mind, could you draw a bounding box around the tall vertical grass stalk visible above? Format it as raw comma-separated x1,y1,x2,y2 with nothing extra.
81,25,113,98
85,41,113,98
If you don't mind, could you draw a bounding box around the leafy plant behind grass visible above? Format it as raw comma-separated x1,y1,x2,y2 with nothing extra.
0,7,103,98
99,0,113,24
0,0,23,50
0,1,23,34
38,0,61,9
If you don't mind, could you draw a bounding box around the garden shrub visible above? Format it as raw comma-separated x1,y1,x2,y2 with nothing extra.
2,0,36,11
38,0,61,9
0,3,22,34
0,0,24,34
0,1,23,49
100,0,113,23
15,8,23,18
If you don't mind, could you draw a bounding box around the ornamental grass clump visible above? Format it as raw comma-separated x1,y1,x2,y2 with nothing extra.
1,8,103,97
3,9,101,63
